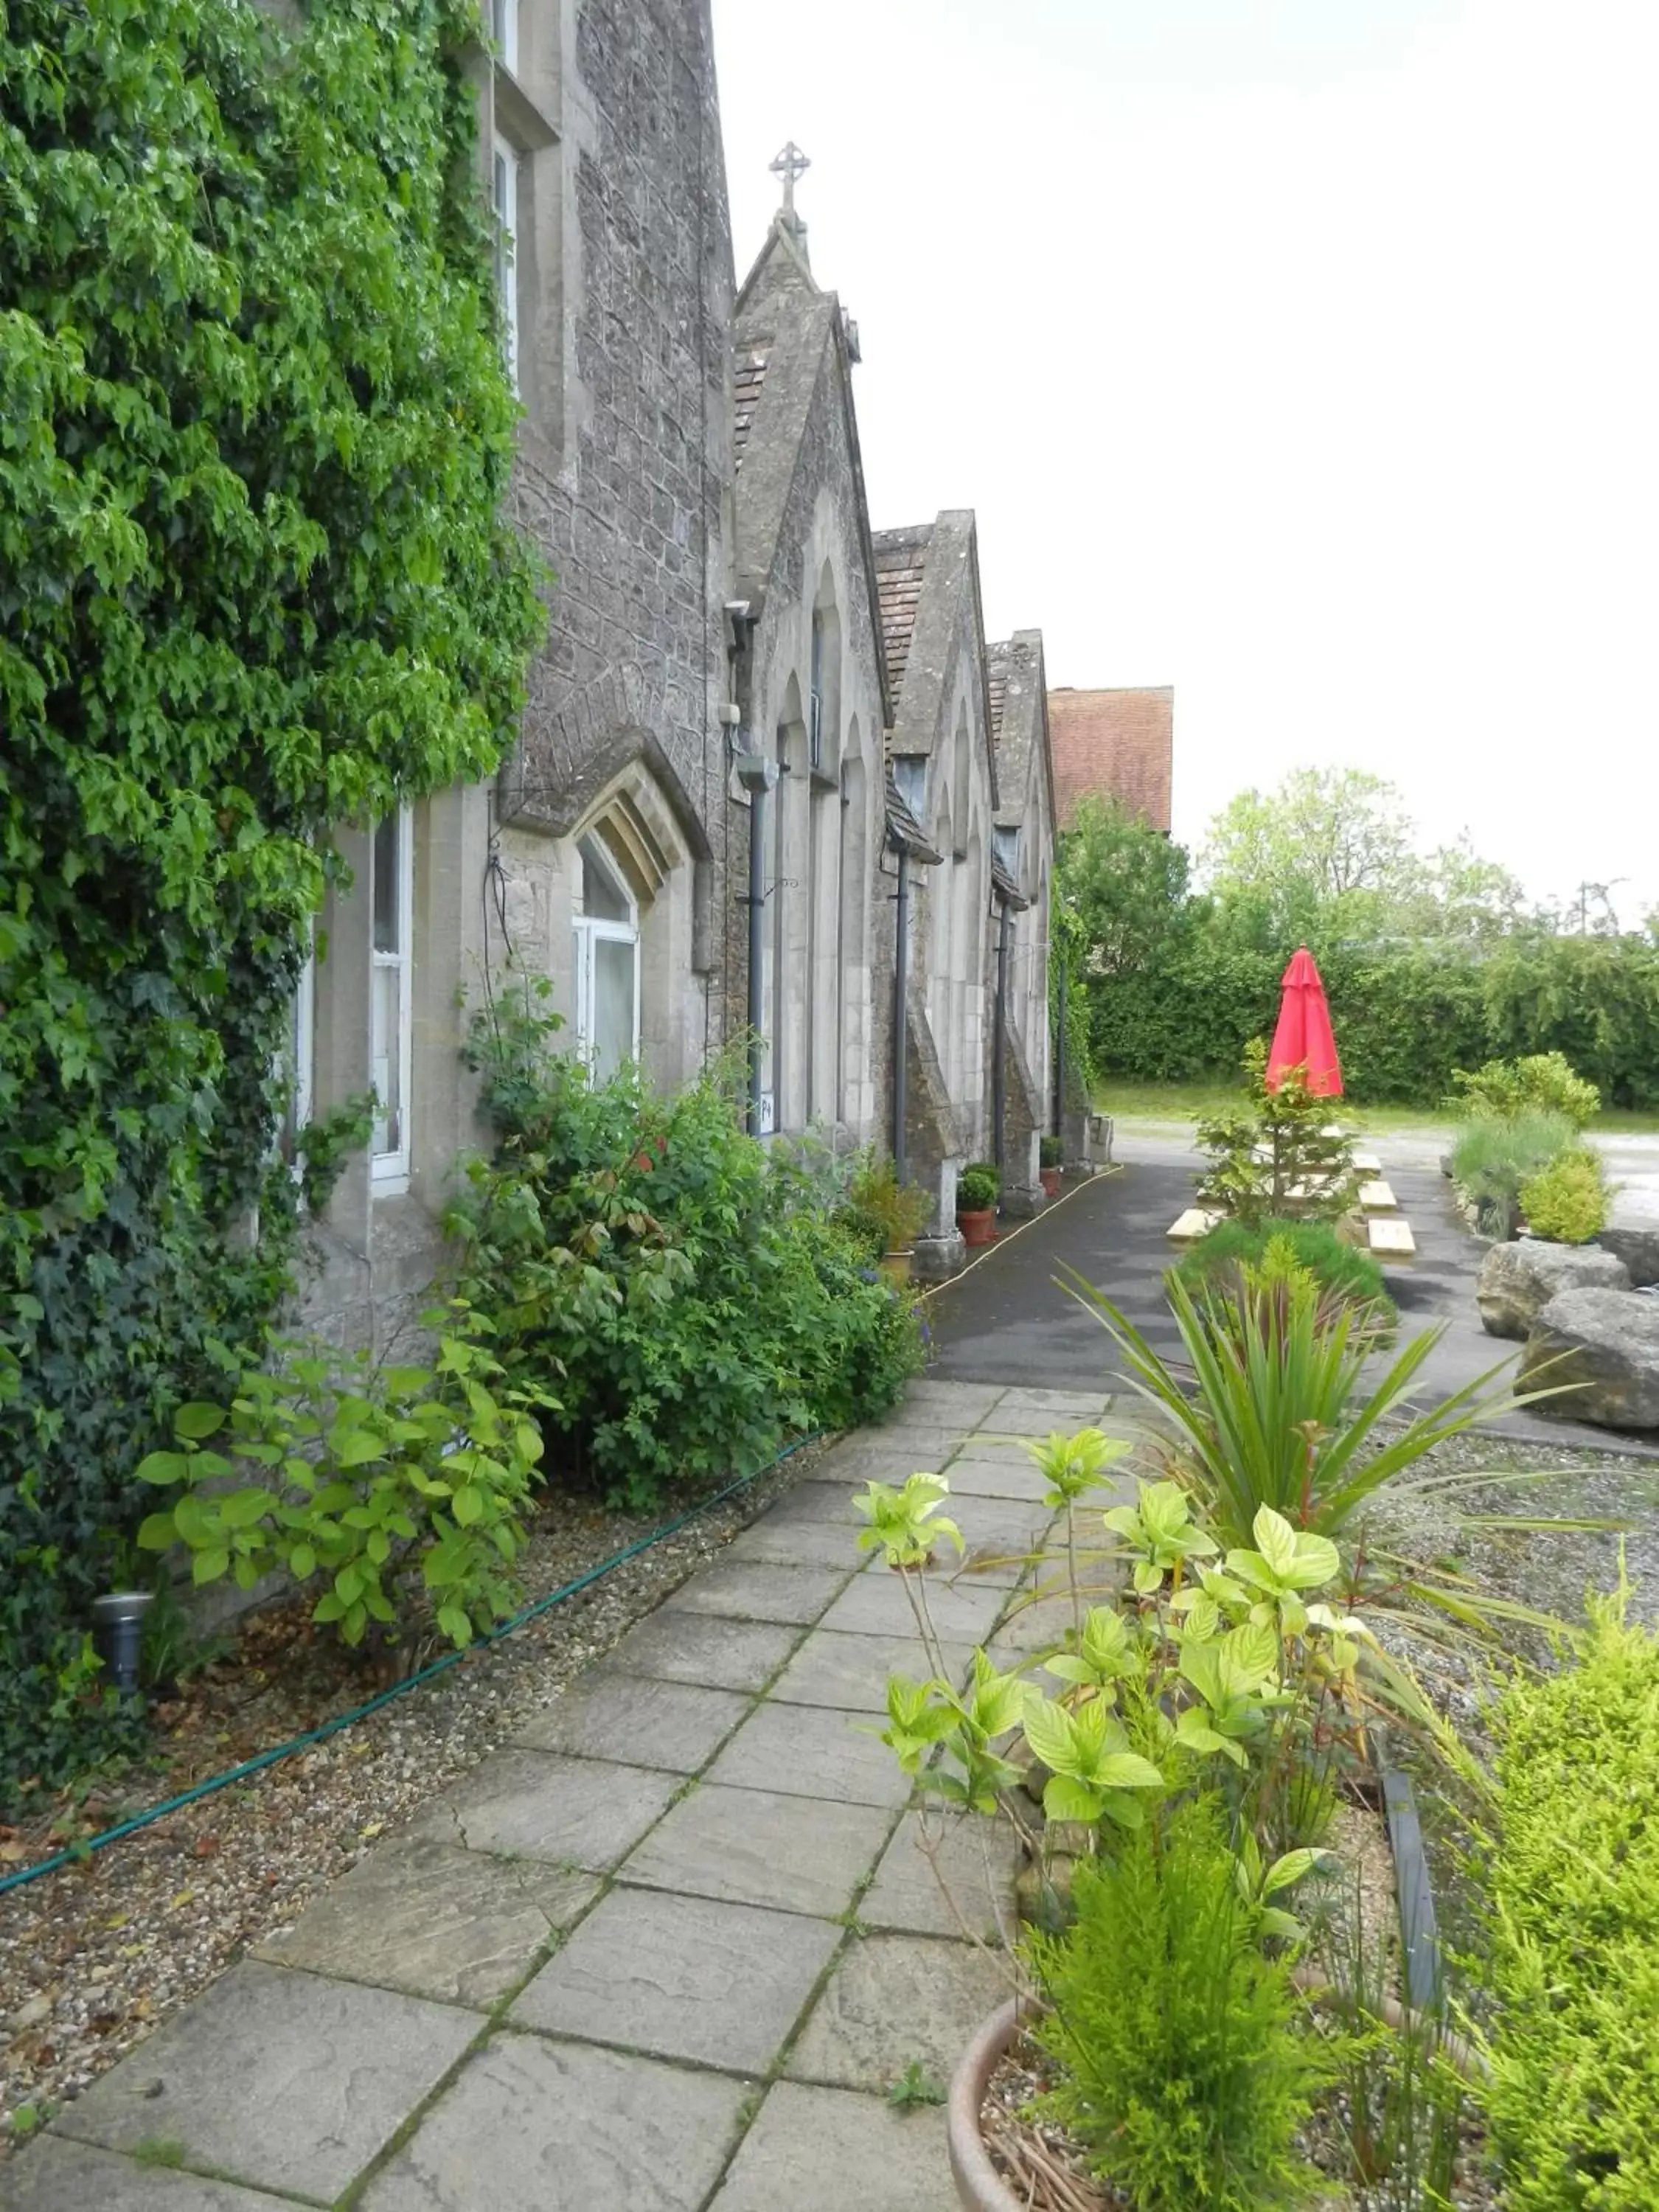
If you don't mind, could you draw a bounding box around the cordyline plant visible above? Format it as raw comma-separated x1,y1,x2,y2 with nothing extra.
1062,1261,1606,1658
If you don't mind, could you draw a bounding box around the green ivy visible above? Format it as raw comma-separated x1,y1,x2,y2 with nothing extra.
0,0,544,1803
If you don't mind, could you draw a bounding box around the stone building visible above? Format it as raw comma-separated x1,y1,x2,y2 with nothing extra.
294,0,1057,1343
1047,685,1175,831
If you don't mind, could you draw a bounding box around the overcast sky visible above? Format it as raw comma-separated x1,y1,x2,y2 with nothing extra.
711,0,1659,925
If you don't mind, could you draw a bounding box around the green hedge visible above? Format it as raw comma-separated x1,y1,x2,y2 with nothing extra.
1480,1585,1659,2208
1088,931,1659,1107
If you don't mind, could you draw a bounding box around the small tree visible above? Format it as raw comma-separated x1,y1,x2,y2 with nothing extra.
1194,1043,1360,1228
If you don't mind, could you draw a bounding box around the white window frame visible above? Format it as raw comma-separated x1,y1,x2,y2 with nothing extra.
491,0,519,73
371,805,414,1196
572,834,641,1079
493,139,520,394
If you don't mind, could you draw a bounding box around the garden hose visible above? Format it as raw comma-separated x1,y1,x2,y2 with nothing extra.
0,1431,825,1899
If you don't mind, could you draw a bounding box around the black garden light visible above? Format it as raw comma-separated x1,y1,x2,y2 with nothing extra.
91,1590,154,1697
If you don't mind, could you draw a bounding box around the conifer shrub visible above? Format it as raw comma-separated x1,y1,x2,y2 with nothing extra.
1172,1219,1396,1330
1517,1147,1610,1245
1029,1792,1324,2212
1479,1582,1659,2210
1450,1110,1576,1238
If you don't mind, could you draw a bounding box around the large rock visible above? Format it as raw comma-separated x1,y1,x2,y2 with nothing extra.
1599,1225,1659,1289
1524,1289,1659,1431
1475,1239,1630,1339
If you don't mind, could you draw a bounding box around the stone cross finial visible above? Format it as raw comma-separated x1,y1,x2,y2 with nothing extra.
770,142,810,218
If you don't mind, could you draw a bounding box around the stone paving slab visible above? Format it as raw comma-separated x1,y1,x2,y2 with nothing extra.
360,2031,748,2212
860,1812,1019,1941
766,1630,973,1714
748,1478,863,1528
818,1568,1009,1645
707,2081,957,2212
783,1932,1011,2095
2,2140,299,2212
932,1453,1054,1501
888,1379,1008,1422
512,1672,750,1770
720,1514,871,1570
705,1698,912,1809
622,1783,893,1919
51,1960,479,2204
602,1610,803,1691
416,1749,680,1871
988,1385,1113,1426
511,1887,839,2070
660,1559,847,1625
801,1431,964,1481
254,1836,597,2008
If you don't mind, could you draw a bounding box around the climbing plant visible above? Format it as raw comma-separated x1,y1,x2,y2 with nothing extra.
0,0,544,1799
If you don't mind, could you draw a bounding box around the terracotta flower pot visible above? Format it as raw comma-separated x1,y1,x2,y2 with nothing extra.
1039,1168,1061,1199
957,1207,997,1248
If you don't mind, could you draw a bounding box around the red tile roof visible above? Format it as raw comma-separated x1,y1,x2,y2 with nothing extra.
872,527,932,705
1047,686,1173,832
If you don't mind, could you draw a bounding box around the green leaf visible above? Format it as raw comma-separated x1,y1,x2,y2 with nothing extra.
1021,1694,1079,1777
1252,1506,1298,1579
136,1512,178,1551
191,1547,230,1585
173,1402,226,1441
1043,1773,1105,1823
288,1544,316,1580
451,1486,484,1528
1095,1750,1164,1792
136,1451,191,1487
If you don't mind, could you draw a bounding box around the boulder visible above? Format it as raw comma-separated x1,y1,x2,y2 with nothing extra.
1598,1225,1659,1290
1475,1239,1630,1340
1524,1289,1659,1431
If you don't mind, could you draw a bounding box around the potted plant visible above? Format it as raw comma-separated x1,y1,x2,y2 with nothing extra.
855,1452,1486,2212
836,1152,933,1285
1038,1135,1062,1200
956,1161,1000,1247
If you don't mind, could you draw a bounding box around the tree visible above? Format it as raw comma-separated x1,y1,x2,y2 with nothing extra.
1199,768,1526,944
1057,795,1192,978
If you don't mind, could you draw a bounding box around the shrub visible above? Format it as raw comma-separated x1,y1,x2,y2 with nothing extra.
835,1152,931,1256
1450,1110,1576,1237
1040,1135,1065,1169
1479,1580,1659,2209
452,989,923,1510
135,1310,552,1651
1451,1051,1601,1130
958,1163,1001,1211
1029,1793,1324,2212
1194,1043,1360,1228
1173,1219,1396,1331
1518,1147,1610,1245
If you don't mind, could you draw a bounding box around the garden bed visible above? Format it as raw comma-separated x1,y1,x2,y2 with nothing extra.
0,1442,829,2146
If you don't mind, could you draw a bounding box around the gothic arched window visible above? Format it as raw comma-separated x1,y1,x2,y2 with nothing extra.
573,830,640,1082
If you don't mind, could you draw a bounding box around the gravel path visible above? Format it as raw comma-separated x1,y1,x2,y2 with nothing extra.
0,1442,828,2145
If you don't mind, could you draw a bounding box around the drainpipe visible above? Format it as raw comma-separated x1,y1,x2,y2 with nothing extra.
1054,948,1067,1138
892,841,911,1182
734,754,778,1136
992,894,1009,1173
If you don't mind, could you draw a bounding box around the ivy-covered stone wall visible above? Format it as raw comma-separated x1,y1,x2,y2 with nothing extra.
0,0,543,1795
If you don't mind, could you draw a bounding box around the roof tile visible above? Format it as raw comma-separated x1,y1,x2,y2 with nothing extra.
1047,687,1173,831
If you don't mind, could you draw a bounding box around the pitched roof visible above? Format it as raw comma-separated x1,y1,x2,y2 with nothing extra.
1047,686,1174,832
987,633,1054,836
733,345,771,471
871,526,933,706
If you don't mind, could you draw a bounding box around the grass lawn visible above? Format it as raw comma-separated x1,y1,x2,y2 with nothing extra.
1093,1078,1659,1136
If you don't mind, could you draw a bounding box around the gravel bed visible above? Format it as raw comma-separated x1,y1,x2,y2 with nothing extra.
0,1441,832,2146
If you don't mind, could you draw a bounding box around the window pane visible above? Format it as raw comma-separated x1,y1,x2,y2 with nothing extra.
372,815,400,954
579,833,632,922
371,962,400,1154
591,933,636,1083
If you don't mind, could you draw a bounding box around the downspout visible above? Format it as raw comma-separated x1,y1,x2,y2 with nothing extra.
1054,947,1068,1138
992,894,1009,1173
745,779,767,1134
892,840,911,1181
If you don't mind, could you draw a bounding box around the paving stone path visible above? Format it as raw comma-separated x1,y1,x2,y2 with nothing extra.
8,1380,1137,2212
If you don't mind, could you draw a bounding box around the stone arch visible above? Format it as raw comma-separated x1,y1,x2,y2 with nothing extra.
836,717,869,1127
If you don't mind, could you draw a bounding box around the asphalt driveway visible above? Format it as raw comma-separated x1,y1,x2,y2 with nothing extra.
925,1130,1658,1455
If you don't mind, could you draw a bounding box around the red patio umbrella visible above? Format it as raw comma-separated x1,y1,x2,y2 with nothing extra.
1265,946,1343,1096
